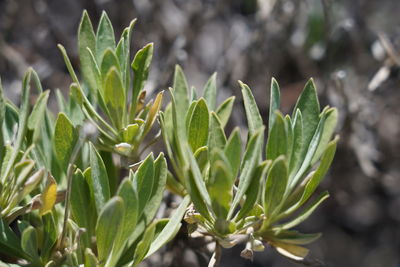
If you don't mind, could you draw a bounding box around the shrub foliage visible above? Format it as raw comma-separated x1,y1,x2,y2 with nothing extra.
0,11,338,266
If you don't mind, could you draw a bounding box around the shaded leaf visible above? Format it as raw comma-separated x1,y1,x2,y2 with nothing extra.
228,128,264,219
263,156,287,217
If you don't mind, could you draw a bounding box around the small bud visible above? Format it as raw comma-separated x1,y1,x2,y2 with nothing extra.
114,142,132,155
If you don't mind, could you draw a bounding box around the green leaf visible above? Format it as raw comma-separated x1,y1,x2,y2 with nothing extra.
78,11,97,93
41,213,57,260
208,112,227,150
0,218,29,260
240,81,263,136
289,112,327,189
228,128,264,219
130,43,154,121
301,137,338,204
235,160,269,221
224,128,242,179
272,230,321,245
9,70,31,167
188,98,209,151
84,248,99,267
100,49,121,84
104,67,125,130
145,196,190,258
134,153,155,218
203,73,217,110
292,79,320,158
96,11,116,62
266,112,287,160
142,153,167,223
107,179,139,267
21,226,38,260
117,179,139,238
216,96,235,128
132,222,156,265
96,196,124,263
53,113,78,170
186,145,213,221
172,65,189,135
288,110,303,175
268,78,280,134
116,37,126,77
70,169,94,247
123,124,139,144
311,108,338,164
122,19,137,91
278,191,329,230
27,90,49,132
263,156,288,217
88,143,111,214
208,151,234,219
86,47,101,89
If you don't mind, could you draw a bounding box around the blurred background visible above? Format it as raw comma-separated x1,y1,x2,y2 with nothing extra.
0,0,399,266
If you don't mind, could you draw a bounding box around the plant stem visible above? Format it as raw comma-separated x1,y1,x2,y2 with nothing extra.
58,132,85,249
208,241,222,267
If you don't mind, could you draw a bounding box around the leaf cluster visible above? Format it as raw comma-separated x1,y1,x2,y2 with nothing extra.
0,10,338,267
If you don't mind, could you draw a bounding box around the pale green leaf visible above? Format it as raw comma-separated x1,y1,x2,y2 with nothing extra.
215,96,235,128
130,43,153,121
133,222,156,265
89,143,111,214
145,196,190,258
96,196,124,262
78,11,97,92
53,112,78,170
224,128,242,179
268,78,280,134
311,108,338,164
142,153,167,223
240,81,263,136
208,112,227,150
104,67,125,130
266,112,287,160
228,128,264,219
188,98,209,151
134,153,155,219
203,73,217,110
263,156,288,217
96,11,116,62
279,191,329,230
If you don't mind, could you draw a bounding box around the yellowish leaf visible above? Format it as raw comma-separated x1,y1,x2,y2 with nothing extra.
143,91,163,135
269,240,309,261
39,175,57,216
